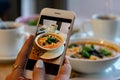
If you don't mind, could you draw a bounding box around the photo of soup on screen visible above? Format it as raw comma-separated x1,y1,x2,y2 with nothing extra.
26,16,71,75
29,19,70,61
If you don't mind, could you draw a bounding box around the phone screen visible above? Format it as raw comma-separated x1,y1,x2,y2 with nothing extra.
25,15,72,75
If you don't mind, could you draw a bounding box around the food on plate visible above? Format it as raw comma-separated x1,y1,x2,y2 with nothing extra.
27,18,38,26
67,41,118,60
36,33,64,50
15,15,39,26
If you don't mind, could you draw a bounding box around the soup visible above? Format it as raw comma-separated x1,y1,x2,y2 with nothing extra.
67,41,118,60
36,33,64,50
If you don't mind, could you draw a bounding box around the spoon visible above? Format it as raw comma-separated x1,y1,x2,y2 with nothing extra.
0,18,8,29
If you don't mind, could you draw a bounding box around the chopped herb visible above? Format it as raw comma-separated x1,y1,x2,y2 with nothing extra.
82,50,90,58
69,44,112,59
46,36,59,44
99,48,112,56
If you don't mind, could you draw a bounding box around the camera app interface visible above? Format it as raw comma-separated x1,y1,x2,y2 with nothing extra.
26,15,72,75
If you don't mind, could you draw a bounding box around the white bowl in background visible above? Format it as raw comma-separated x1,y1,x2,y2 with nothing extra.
67,38,120,74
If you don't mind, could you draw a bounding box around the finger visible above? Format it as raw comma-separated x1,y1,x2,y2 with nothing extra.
18,77,31,80
59,57,71,76
5,73,12,80
15,35,34,68
12,35,34,79
33,60,45,80
6,73,26,80
54,57,71,80
63,56,70,64
18,77,25,80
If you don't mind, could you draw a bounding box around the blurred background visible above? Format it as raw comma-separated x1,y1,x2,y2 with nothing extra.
1,0,120,26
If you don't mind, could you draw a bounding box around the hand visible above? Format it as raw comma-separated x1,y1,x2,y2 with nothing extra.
53,58,71,80
6,35,71,80
6,35,35,80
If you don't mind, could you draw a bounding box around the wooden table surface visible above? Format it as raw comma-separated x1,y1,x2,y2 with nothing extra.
0,61,14,80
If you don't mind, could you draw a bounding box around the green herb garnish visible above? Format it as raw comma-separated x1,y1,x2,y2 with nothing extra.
46,36,59,44
99,48,112,56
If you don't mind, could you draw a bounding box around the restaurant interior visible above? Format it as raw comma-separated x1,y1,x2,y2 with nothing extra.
1,0,120,80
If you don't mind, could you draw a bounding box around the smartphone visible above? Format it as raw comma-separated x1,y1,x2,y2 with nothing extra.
25,8,75,79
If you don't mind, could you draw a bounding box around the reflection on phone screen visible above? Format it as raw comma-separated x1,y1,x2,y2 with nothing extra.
26,15,72,75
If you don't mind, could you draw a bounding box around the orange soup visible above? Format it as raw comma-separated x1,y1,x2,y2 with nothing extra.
37,33,64,50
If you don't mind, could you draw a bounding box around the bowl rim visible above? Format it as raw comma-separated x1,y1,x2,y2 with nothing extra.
0,21,24,31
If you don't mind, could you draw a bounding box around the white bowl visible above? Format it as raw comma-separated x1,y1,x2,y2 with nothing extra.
35,33,64,50
67,38,120,74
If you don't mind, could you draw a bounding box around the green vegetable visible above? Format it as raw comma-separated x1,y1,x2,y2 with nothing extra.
46,36,59,44
99,48,112,56
82,50,90,58
27,19,38,26
46,37,52,44
40,28,46,31
68,44,75,48
83,45,93,51
91,44,94,49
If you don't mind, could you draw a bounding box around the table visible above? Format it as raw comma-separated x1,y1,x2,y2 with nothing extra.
0,61,14,80
1,59,120,80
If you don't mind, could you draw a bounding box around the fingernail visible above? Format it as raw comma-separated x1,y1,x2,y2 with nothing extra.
36,60,44,68
18,77,25,80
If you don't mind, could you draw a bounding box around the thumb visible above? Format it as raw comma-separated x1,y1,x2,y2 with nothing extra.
33,60,45,80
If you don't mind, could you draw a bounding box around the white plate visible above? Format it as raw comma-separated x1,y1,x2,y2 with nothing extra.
70,58,120,80
0,56,17,63
40,45,64,59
